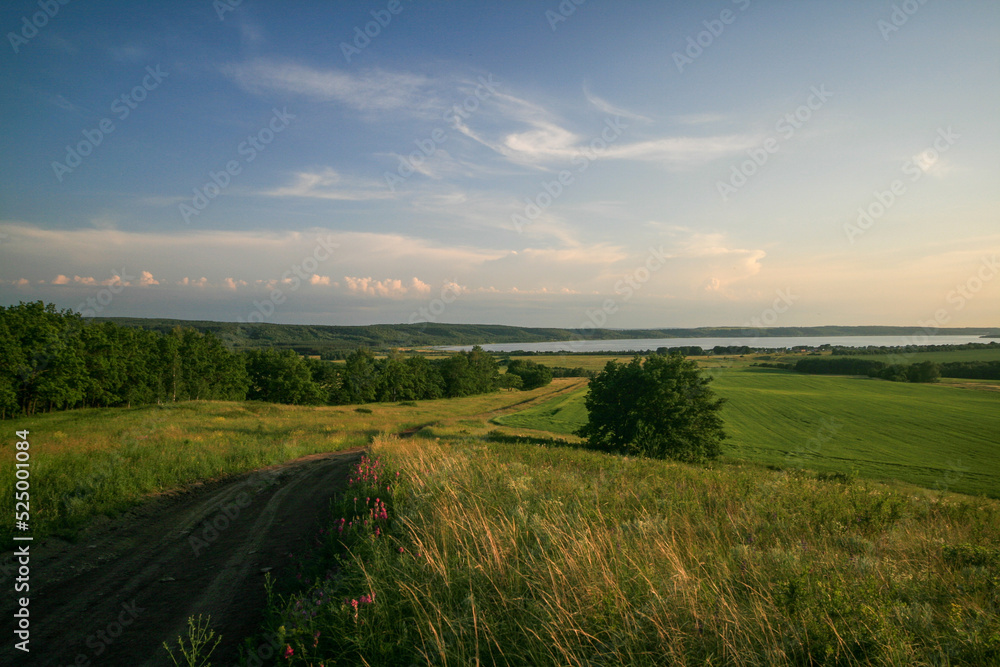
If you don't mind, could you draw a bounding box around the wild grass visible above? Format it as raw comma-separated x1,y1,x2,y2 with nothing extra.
497,368,1000,497
0,382,579,543
265,434,1000,666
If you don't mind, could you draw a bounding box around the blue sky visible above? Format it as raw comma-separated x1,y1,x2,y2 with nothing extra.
1,0,997,328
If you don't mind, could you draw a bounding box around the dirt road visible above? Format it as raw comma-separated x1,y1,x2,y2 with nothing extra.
1,448,363,666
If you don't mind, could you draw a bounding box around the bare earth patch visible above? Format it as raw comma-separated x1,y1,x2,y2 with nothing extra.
1,448,363,666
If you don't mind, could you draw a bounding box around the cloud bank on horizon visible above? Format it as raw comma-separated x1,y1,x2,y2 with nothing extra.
1,0,998,328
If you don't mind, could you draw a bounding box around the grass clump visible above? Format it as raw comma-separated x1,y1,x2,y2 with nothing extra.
264,434,1000,665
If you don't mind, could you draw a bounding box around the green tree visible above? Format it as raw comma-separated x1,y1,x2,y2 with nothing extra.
906,361,941,383
378,352,416,402
244,349,322,405
576,353,726,463
505,359,553,390
466,345,500,394
440,353,474,397
306,358,344,405
499,372,524,391
0,316,22,418
405,355,444,400
1,301,87,415
341,348,379,404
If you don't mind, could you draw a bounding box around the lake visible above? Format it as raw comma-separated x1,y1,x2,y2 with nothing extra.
444,335,996,353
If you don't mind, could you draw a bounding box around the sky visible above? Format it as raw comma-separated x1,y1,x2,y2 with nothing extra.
1,0,998,329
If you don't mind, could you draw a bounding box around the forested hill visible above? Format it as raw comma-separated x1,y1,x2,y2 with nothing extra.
96,318,997,355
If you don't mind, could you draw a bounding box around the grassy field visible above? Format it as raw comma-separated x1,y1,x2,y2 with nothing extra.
6,366,1000,664
492,385,588,435
0,381,583,543
510,345,1000,370
495,368,1000,497
262,434,1000,666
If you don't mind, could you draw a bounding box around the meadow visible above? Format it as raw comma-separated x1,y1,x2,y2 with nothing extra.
6,356,1000,665
494,367,1000,498
0,380,583,543
262,433,1000,666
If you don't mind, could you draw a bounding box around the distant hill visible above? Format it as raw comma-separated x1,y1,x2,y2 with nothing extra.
94,318,997,356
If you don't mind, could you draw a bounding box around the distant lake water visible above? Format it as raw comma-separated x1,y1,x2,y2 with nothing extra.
444,335,995,354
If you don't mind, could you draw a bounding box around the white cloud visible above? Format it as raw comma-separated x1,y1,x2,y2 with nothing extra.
264,168,393,201
342,276,432,298
178,277,209,288
222,277,249,290
223,59,434,113
582,85,651,123
458,90,759,169
309,274,332,286
139,271,159,286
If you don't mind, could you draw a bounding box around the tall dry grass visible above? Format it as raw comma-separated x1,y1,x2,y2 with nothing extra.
265,434,1000,665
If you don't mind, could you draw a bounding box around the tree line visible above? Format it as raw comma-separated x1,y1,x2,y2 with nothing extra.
788,356,1000,382
0,302,513,419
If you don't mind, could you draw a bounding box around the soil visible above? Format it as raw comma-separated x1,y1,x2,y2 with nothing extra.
1,448,363,667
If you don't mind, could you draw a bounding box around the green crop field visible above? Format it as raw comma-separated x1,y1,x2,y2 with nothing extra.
496,368,1000,497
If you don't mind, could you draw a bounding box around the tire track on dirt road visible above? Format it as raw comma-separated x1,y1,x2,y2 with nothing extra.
1,448,363,666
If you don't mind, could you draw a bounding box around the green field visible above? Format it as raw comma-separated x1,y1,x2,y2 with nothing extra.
511,346,1000,371
496,368,1000,497
492,385,589,435
6,372,1000,664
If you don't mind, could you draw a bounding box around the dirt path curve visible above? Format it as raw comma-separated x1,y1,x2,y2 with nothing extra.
1,448,363,667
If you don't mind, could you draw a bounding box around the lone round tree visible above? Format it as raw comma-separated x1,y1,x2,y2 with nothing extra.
576,352,726,462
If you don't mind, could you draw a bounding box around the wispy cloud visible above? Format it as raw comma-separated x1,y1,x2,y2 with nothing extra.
263,168,394,201
583,85,651,123
456,90,759,169
222,59,435,113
